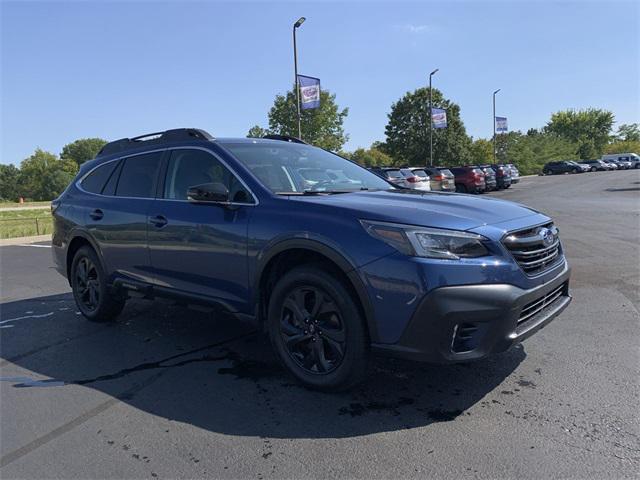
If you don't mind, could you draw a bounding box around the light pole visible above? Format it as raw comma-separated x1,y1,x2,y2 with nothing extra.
293,17,306,139
429,68,439,166
493,88,501,162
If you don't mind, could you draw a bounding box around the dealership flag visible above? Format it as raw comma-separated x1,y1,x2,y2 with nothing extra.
431,108,447,129
297,75,321,110
495,116,508,133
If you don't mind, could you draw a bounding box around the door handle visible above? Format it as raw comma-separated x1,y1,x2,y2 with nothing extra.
149,215,168,228
89,209,103,221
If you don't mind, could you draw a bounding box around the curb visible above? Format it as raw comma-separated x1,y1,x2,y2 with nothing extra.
0,234,51,246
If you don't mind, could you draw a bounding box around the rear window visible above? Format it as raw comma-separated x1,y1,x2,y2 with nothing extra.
81,161,119,194
411,169,428,178
384,169,403,179
115,152,162,198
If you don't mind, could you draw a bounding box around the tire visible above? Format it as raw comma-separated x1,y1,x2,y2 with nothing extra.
71,246,125,322
591,167,596,172
544,169,552,175
456,184,467,193
267,265,369,391
572,168,579,174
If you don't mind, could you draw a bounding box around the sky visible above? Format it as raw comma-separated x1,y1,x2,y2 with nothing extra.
1,0,638,166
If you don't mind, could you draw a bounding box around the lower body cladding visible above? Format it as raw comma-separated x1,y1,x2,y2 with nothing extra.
372,264,571,363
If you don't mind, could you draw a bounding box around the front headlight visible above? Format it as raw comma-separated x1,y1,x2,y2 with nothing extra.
360,220,489,260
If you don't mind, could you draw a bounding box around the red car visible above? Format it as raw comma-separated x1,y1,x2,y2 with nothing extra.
448,166,486,194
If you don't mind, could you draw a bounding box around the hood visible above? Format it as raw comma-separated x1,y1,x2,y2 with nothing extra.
290,189,543,231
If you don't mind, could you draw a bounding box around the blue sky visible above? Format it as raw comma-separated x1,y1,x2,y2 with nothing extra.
1,0,638,165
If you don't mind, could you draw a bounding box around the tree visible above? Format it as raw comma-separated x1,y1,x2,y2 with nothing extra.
382,87,472,166
60,138,108,167
266,86,349,151
604,140,640,155
247,125,268,138
348,146,395,167
0,164,21,201
18,149,77,201
545,109,614,159
469,138,493,165
498,131,578,175
615,123,640,142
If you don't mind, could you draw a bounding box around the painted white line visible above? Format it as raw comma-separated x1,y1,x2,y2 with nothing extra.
18,244,51,248
0,312,54,325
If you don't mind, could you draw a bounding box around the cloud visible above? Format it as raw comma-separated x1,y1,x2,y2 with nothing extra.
396,24,431,34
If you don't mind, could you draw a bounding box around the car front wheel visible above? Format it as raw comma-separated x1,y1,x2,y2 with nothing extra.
544,169,552,175
267,265,369,391
71,246,125,322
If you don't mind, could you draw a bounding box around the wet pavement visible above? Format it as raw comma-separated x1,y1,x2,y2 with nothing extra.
1,171,638,479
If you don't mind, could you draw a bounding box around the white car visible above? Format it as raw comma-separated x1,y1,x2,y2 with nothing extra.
400,168,431,191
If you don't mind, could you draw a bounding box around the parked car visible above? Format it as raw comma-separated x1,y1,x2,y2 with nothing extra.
581,160,609,172
575,162,591,173
368,167,408,187
53,128,572,391
601,159,618,170
448,166,486,193
487,164,513,189
543,161,584,175
477,165,498,191
612,159,631,170
423,167,455,191
506,163,521,184
400,168,431,191
602,153,640,169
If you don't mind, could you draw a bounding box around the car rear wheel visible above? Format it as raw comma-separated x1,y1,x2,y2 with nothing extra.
572,168,579,174
71,246,125,322
267,265,369,391
590,167,596,172
455,184,467,193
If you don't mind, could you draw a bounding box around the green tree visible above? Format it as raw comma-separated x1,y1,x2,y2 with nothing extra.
604,140,640,155
266,86,349,151
60,138,108,167
382,87,472,166
18,149,77,201
247,125,268,138
615,123,640,142
545,109,614,159
499,132,578,175
349,146,395,167
0,164,21,201
469,138,493,165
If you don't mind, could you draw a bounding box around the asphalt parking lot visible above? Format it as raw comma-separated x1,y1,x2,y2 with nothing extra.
1,170,639,479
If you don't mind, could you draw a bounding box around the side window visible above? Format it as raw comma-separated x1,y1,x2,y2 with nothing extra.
102,160,123,196
81,161,119,194
163,149,254,203
115,152,162,198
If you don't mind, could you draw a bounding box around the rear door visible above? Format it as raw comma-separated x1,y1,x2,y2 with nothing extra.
84,150,164,283
146,148,255,312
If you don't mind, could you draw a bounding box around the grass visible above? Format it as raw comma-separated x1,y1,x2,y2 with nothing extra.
0,208,52,239
0,200,51,209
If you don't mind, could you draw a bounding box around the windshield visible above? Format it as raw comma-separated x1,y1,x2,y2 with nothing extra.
222,142,395,193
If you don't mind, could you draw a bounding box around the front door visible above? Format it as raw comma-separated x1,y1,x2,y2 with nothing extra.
146,148,255,313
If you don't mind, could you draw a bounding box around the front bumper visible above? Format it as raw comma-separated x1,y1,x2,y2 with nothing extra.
372,263,571,363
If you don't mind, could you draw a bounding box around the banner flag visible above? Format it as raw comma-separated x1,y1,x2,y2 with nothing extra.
495,116,508,133
297,75,321,110
431,108,447,129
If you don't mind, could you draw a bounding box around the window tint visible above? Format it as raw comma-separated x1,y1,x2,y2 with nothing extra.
102,161,123,196
384,169,403,179
81,161,119,194
115,152,162,198
411,169,428,178
164,149,254,203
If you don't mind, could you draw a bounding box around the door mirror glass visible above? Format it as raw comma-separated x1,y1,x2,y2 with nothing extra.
187,182,229,203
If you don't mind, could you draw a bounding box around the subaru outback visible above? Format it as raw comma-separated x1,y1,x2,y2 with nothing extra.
52,128,572,391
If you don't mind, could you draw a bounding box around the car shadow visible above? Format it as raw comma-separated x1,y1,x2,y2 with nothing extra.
1,293,526,439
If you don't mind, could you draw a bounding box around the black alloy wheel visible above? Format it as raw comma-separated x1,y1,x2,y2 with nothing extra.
279,286,346,374
75,256,100,312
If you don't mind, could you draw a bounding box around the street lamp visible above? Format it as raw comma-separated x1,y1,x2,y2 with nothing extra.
429,68,439,166
293,17,306,139
493,88,501,162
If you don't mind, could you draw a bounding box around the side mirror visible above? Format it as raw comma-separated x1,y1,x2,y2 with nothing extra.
187,182,229,204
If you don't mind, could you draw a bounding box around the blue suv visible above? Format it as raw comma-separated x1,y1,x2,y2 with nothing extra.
52,128,571,390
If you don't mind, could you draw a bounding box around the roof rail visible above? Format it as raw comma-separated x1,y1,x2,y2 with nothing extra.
97,128,214,157
262,134,307,145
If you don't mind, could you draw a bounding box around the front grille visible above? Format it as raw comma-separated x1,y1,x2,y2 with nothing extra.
503,222,564,276
518,283,566,326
